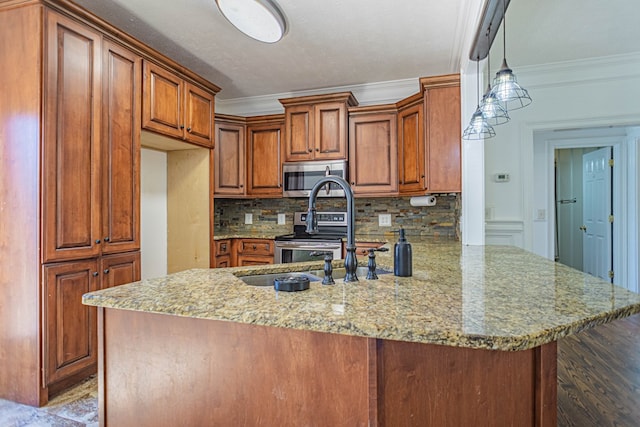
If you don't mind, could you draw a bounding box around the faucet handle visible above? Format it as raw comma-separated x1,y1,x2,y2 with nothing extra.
309,251,334,285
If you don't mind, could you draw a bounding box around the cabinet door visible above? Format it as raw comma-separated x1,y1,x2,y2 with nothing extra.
142,61,184,139
184,82,214,147
102,40,141,254
284,104,314,161
398,103,425,194
100,251,141,289
425,85,461,192
214,122,245,195
315,102,348,160
43,259,99,385
43,11,102,263
247,123,283,196
348,112,398,195
215,255,231,268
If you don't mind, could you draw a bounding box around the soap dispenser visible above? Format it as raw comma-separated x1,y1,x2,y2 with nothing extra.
393,228,412,277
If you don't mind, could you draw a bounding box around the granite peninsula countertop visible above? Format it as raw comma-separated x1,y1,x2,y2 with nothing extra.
83,239,640,351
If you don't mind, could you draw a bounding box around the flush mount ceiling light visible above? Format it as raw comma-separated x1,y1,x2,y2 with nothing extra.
491,0,531,110
215,0,287,43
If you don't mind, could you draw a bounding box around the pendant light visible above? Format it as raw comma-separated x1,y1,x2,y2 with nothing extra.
216,0,288,43
463,58,496,140
479,27,509,125
491,0,531,110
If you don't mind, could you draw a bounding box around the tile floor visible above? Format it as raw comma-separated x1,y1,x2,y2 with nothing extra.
0,376,98,427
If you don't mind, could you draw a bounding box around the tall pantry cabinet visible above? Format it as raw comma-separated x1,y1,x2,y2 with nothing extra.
0,3,140,406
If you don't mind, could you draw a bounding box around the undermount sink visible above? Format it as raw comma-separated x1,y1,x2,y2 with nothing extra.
238,272,322,287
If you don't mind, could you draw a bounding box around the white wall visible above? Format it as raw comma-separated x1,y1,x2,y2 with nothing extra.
484,53,640,252
141,148,168,279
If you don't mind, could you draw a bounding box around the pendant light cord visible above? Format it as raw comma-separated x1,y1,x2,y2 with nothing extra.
502,0,507,60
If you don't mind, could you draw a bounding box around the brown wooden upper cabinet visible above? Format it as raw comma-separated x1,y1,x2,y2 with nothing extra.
246,115,284,197
397,74,461,195
422,74,461,193
142,60,215,147
214,115,246,197
348,105,398,196
397,93,425,194
280,92,358,162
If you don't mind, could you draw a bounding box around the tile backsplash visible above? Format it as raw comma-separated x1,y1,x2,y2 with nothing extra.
214,194,460,239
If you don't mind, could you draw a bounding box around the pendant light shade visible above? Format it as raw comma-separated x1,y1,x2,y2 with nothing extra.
216,0,287,43
479,29,509,126
491,60,531,110
491,0,531,111
463,58,495,140
463,108,496,140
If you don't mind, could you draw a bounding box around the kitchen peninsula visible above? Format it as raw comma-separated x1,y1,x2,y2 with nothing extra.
83,240,640,426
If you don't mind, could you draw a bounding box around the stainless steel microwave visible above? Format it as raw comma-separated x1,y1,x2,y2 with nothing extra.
282,160,348,197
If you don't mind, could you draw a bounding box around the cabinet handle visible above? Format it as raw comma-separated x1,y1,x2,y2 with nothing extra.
95,239,101,244
421,175,425,179
104,269,110,274
92,272,99,277
351,182,355,185
315,148,319,152
252,245,257,250
187,127,192,132
180,125,185,129
104,237,110,242
221,244,227,251
308,148,313,152
240,184,244,188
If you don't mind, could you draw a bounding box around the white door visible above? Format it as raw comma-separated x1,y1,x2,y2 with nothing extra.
582,147,613,282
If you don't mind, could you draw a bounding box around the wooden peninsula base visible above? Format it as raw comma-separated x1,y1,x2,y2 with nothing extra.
97,307,557,426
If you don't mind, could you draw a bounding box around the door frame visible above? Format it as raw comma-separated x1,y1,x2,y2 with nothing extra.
539,134,626,287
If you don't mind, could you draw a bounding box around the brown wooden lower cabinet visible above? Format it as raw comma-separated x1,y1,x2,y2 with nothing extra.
214,238,274,267
98,308,557,426
44,260,99,386
43,252,140,392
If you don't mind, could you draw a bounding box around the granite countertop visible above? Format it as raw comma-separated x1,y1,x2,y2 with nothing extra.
83,239,640,351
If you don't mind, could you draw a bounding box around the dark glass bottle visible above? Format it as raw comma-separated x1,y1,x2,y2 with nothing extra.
394,228,412,277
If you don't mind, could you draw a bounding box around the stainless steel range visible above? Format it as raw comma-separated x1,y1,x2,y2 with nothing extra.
274,212,346,263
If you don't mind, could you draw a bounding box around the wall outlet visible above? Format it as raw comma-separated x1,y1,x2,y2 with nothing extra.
244,213,253,224
277,213,286,225
378,214,392,227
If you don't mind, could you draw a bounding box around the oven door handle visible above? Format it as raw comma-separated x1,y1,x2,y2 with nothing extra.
275,242,342,250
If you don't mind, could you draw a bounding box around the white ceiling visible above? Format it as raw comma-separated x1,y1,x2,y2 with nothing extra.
75,0,640,102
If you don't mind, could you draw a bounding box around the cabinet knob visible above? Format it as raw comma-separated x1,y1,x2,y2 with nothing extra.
252,245,257,250
95,239,101,244
308,148,313,153
221,244,227,251
187,127,192,132
315,148,319,152
180,125,185,129
240,184,244,188
104,269,110,274
104,237,110,242
92,272,99,277
351,182,355,185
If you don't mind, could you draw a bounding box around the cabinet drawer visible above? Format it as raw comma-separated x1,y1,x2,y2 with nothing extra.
215,239,232,256
215,255,231,268
237,239,273,256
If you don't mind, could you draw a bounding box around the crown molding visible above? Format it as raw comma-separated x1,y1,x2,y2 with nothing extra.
216,77,421,116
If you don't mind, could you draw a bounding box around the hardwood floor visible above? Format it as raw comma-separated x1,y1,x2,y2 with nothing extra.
558,313,640,427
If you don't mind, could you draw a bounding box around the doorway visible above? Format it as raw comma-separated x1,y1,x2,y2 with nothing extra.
555,146,613,282
533,124,638,292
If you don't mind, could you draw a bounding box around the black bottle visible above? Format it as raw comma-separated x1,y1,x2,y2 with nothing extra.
394,228,412,277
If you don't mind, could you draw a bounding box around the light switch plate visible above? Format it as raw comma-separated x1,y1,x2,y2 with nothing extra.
245,213,253,224
379,214,392,227
277,213,286,225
